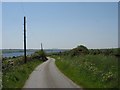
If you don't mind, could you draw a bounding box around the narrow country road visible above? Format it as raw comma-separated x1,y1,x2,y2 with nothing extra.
23,57,81,88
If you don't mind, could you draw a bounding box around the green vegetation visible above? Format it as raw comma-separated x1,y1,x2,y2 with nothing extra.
0,72,2,89
2,49,47,88
0,54,2,89
58,46,120,57
51,45,119,88
3,59,43,88
33,49,48,61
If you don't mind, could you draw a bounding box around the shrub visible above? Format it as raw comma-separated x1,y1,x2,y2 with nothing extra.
114,48,120,57
69,45,89,56
33,50,48,61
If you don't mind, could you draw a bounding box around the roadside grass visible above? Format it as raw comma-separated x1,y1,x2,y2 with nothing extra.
54,55,118,88
0,72,2,89
2,59,43,88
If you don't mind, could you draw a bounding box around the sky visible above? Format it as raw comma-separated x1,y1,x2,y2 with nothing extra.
1,0,120,2
2,2,118,49
0,2,2,50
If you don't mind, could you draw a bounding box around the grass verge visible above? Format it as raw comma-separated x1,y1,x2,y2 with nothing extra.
2,59,43,88
54,55,118,88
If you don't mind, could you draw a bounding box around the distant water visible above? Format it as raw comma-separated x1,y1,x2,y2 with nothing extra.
2,50,64,58
2,52,34,58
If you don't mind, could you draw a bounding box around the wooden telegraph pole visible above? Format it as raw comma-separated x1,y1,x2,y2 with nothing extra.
24,16,27,63
41,43,43,51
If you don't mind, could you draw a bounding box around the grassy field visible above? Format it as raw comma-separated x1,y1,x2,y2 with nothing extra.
54,54,118,88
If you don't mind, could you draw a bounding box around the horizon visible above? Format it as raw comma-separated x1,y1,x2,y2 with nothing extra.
2,2,118,49
1,46,118,50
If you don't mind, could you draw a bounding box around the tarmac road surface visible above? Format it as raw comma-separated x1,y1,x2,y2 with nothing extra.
23,57,82,88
